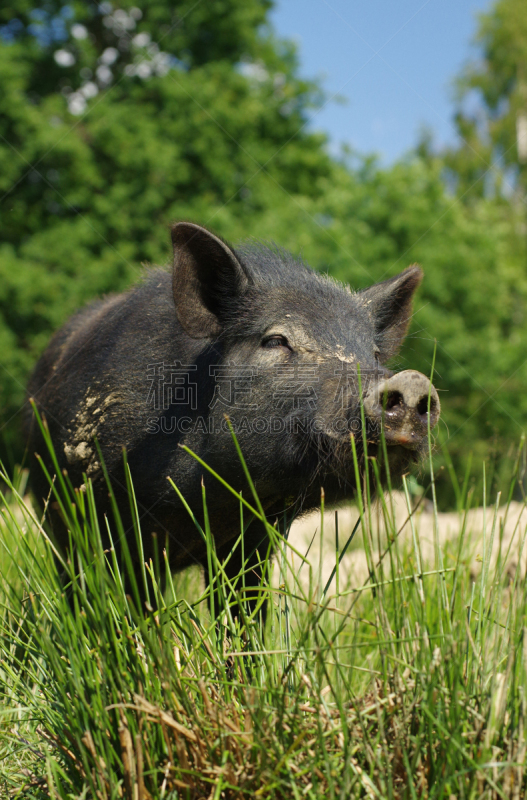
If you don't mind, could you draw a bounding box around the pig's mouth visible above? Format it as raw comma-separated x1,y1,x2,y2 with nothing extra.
366,438,423,468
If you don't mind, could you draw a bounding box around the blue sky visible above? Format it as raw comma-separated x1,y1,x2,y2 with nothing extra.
270,0,492,163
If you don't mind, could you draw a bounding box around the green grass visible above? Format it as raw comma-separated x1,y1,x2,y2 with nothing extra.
1,434,527,799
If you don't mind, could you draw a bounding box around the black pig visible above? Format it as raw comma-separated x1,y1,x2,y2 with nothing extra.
26,223,440,608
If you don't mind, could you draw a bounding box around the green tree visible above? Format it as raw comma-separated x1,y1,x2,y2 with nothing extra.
443,0,527,198
425,0,527,497
0,0,331,457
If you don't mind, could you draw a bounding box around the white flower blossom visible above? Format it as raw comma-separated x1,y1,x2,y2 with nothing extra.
54,50,75,67
80,81,99,99
100,47,119,65
71,24,88,40
135,61,152,79
153,52,171,76
96,64,113,85
132,32,150,48
68,93,87,115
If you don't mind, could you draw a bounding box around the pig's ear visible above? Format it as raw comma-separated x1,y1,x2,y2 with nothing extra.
359,265,423,361
171,222,250,338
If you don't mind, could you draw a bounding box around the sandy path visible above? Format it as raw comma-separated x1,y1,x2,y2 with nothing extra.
285,493,527,593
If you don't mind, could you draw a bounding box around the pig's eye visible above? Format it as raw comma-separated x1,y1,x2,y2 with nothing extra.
262,335,291,351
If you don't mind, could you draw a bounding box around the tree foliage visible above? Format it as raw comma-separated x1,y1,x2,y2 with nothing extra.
443,0,527,197
0,0,330,452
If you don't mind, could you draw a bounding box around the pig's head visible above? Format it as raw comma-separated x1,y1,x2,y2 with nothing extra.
171,222,440,515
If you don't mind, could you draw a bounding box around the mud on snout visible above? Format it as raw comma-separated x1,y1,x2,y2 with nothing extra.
363,369,440,465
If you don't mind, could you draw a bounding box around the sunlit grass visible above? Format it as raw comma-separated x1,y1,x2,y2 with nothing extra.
1,430,527,798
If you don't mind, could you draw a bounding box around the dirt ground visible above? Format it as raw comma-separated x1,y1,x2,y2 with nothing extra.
286,493,527,593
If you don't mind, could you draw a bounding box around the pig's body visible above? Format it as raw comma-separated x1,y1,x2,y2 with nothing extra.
26,223,440,604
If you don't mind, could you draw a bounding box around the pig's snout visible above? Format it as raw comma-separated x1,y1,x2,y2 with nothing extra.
363,370,440,449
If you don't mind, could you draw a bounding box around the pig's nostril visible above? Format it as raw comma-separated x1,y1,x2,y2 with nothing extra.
383,391,403,411
416,395,436,417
